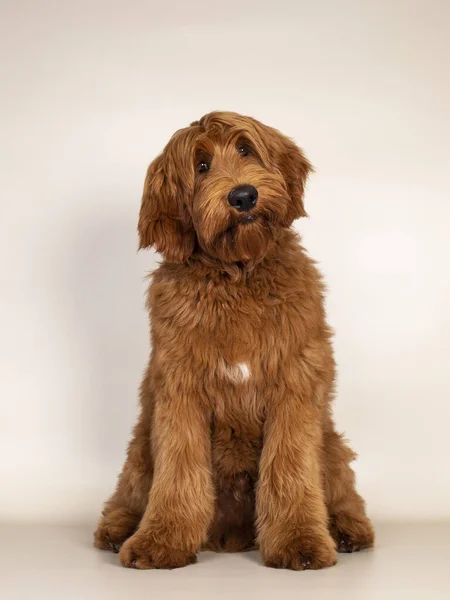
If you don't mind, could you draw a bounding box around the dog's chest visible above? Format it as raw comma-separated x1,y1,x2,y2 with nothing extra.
191,277,296,388
196,282,287,437
153,261,311,388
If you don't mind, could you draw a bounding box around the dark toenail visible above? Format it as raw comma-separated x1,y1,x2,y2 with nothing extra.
339,538,354,553
110,543,121,553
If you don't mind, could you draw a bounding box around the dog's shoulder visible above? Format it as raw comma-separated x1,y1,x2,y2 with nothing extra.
145,262,198,319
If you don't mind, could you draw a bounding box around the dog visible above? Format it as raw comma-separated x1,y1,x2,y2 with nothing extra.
94,111,374,570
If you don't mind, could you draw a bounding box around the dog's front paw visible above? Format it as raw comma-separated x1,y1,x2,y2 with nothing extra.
119,530,197,570
262,532,337,571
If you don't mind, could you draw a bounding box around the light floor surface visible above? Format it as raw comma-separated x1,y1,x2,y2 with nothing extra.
0,522,449,599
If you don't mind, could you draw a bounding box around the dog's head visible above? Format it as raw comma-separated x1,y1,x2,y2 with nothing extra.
138,112,312,263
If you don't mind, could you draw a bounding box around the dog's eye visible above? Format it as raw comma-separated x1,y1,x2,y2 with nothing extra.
198,161,210,173
237,144,251,157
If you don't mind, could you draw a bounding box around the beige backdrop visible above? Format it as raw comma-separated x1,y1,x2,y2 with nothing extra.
1,0,449,523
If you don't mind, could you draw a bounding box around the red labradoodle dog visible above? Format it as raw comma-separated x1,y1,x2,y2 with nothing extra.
94,111,374,570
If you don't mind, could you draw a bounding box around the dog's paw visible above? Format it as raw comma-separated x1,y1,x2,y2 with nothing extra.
94,507,140,553
329,514,375,553
119,531,197,570
262,533,337,571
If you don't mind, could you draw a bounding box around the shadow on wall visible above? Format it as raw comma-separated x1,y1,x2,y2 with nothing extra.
59,205,159,474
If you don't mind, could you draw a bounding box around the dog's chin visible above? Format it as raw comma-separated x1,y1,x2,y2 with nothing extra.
205,215,275,264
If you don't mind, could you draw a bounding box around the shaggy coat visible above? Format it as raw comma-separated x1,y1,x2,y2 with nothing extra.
94,111,374,570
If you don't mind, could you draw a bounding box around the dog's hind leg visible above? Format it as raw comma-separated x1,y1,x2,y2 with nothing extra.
94,413,153,552
94,369,154,553
322,411,375,553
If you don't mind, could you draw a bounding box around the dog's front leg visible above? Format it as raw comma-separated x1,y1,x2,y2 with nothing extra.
119,390,214,569
257,380,337,570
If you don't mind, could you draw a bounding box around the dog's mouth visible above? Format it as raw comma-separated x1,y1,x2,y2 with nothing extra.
223,213,262,235
212,212,270,246
202,210,278,263
238,215,256,224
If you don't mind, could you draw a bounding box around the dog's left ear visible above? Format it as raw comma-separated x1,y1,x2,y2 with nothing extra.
263,125,313,226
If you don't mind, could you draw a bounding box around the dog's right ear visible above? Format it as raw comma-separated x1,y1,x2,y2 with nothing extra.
138,151,196,263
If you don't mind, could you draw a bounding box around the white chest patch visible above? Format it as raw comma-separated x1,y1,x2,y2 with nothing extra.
236,363,251,381
221,361,252,384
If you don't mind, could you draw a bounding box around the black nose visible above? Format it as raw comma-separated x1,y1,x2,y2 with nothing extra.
228,184,258,212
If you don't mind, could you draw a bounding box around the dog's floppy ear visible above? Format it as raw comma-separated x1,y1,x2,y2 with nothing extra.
138,144,196,263
259,123,313,226
277,134,312,224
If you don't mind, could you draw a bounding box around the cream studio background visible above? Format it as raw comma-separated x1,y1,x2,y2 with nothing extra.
1,1,450,598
